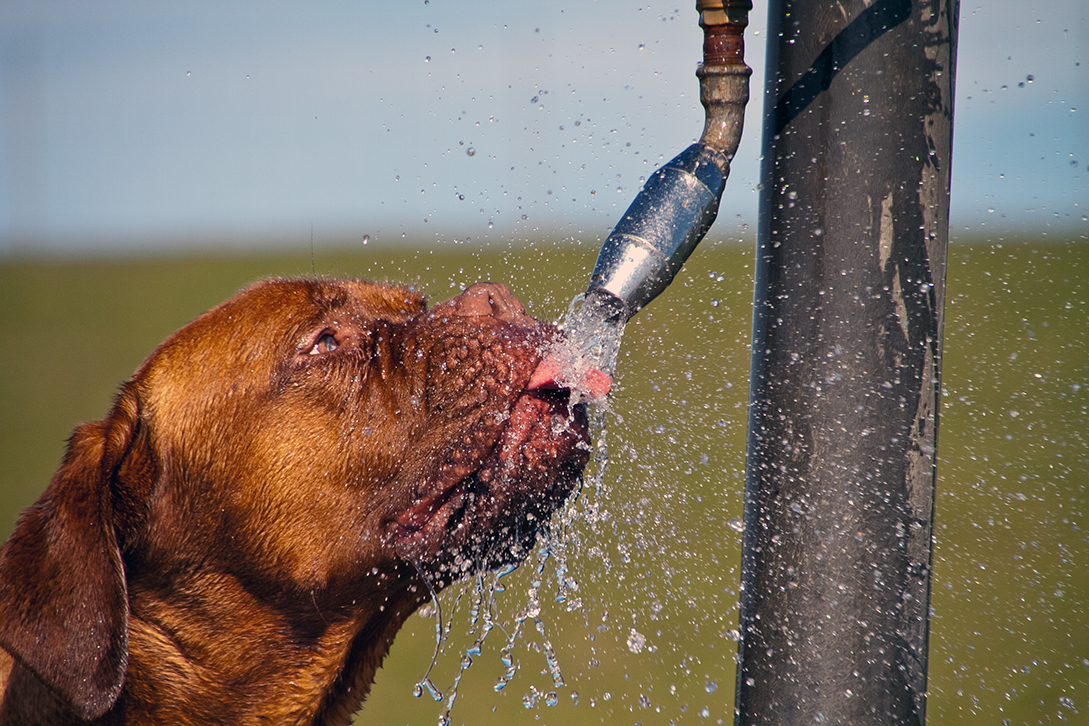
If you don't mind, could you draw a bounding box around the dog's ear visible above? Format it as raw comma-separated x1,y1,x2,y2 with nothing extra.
0,384,145,720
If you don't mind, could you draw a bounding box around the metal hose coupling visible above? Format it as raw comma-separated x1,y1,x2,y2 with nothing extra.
585,143,728,323
562,142,727,371
697,0,752,157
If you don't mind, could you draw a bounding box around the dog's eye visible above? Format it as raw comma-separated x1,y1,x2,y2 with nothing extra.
309,333,339,355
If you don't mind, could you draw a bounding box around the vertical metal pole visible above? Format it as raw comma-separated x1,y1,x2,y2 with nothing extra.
736,0,958,724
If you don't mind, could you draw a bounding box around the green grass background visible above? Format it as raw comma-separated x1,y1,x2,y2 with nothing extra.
1,237,1085,724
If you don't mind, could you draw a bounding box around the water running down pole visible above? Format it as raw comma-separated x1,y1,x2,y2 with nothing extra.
736,1,958,724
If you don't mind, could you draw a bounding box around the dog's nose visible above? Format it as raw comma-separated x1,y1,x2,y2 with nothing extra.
439,283,611,398
448,283,532,326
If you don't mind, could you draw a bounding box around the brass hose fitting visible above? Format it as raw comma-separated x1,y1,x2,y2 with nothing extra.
696,0,752,160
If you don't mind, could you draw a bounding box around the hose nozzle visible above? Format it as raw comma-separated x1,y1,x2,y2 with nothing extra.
561,142,726,376
574,0,752,330
558,0,751,381
584,143,728,324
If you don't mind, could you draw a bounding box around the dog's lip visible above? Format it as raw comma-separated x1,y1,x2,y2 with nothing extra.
391,390,548,541
391,357,600,545
395,477,470,536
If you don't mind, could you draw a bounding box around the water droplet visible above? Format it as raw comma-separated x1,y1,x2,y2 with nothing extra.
705,680,718,693
466,147,476,156
424,679,443,701
545,691,559,707
729,517,744,532
699,707,711,717
361,234,370,245
425,56,431,62
542,643,564,686
627,628,646,653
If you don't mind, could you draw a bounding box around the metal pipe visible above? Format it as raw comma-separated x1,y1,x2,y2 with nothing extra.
735,1,958,724
697,0,752,157
564,1,751,362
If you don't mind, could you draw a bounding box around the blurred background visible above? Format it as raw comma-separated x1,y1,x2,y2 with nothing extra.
1,1,1086,724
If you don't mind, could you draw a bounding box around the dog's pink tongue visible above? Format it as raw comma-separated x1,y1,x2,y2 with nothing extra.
527,358,611,398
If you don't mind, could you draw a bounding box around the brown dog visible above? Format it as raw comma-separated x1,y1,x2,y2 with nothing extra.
0,279,600,725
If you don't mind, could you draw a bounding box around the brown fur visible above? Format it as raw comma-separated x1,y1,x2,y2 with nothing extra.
0,279,590,725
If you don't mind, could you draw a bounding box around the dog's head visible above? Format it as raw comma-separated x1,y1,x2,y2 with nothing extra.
0,278,594,719
127,279,590,587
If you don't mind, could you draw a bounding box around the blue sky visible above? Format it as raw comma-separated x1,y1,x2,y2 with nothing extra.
0,0,1085,256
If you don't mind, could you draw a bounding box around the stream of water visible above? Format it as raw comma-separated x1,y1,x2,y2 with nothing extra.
411,292,628,725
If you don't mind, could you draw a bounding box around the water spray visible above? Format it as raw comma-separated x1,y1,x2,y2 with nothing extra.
549,1,752,384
